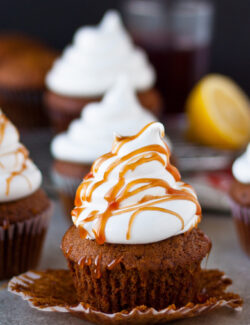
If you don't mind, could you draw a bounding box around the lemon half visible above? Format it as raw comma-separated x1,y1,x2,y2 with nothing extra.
186,74,250,149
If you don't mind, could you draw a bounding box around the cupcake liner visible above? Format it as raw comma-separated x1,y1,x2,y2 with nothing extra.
8,269,243,325
229,198,250,256
51,170,82,218
0,203,53,280
67,258,202,313
0,86,49,128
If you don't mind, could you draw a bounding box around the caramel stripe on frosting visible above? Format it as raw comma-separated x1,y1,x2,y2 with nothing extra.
72,122,201,244
72,122,201,245
0,110,42,202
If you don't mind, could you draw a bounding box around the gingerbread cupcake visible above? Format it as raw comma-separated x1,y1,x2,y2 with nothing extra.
229,144,250,256
0,110,52,279
51,77,169,217
61,122,211,313
0,33,57,128
45,10,162,132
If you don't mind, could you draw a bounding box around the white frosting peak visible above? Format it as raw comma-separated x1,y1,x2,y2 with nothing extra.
0,110,42,202
232,144,250,183
46,10,155,97
72,122,201,244
51,77,165,164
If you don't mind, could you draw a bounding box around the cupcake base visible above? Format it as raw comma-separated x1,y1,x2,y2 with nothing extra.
8,268,243,325
0,203,52,280
230,199,250,256
62,226,211,313
52,160,91,218
0,87,49,128
45,88,163,133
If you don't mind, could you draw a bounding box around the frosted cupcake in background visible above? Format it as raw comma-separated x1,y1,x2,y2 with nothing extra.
0,33,57,128
229,144,250,256
51,77,169,217
61,122,211,313
45,10,162,132
0,110,52,279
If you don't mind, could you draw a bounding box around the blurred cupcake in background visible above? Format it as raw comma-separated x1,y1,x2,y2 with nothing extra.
51,77,169,217
229,144,250,257
45,10,162,133
0,33,58,128
0,110,52,279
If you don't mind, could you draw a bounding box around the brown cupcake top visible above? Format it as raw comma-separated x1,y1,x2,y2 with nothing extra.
229,179,250,207
62,226,211,272
0,189,51,227
0,33,38,60
0,33,58,89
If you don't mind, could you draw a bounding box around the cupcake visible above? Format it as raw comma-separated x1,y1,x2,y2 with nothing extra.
0,33,57,128
229,144,250,256
51,77,169,217
61,122,211,313
45,10,162,133
0,110,52,279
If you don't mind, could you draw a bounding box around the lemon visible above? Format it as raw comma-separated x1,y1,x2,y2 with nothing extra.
186,74,250,149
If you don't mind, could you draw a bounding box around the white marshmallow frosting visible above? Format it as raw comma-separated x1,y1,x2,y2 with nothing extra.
46,10,155,97
51,77,169,164
232,144,250,184
0,111,42,202
72,122,201,244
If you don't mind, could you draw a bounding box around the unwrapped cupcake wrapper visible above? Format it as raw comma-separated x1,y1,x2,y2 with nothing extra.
51,170,82,218
0,87,48,128
0,203,52,280
229,198,250,256
8,269,243,325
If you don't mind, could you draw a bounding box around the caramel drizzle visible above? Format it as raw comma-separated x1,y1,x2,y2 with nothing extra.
0,113,31,196
94,254,102,279
72,123,201,245
5,146,32,196
126,206,184,240
107,256,123,270
0,113,8,145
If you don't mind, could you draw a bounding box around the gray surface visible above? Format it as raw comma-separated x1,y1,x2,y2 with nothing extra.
0,202,250,325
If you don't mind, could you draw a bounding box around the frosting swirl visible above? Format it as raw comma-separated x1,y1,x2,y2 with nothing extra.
72,122,201,244
51,77,169,164
232,143,250,184
0,111,42,202
46,10,155,97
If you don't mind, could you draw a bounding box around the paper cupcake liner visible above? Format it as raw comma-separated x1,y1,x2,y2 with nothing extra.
67,257,202,313
229,198,250,256
0,203,52,280
0,86,49,128
51,170,83,218
8,269,242,325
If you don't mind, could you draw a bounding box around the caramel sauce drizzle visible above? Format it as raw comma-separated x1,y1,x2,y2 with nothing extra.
72,123,201,245
107,256,123,270
0,113,32,196
5,146,32,196
0,113,8,145
94,254,102,279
